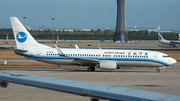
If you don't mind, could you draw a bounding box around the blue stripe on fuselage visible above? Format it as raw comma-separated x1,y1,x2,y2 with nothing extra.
15,51,170,66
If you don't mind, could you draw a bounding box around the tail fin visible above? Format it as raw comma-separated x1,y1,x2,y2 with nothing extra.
158,32,165,41
10,17,50,50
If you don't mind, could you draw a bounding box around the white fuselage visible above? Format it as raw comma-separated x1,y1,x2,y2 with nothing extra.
159,39,171,45
15,48,176,68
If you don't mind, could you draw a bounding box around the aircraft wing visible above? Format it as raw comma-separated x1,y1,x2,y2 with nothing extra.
1,71,180,101
71,57,99,65
55,45,99,65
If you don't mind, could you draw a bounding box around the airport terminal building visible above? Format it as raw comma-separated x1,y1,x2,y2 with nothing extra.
32,26,173,33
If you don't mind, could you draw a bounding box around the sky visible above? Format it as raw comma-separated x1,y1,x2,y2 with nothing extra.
0,0,180,30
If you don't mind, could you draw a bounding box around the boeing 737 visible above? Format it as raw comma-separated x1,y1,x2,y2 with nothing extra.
158,32,180,47
10,17,177,73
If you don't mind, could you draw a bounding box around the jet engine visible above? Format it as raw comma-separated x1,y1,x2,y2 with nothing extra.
175,44,179,47
99,61,119,69
0,81,9,88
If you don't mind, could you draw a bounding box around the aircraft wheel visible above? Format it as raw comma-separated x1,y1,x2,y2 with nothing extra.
91,98,99,101
91,67,95,71
156,69,160,73
87,66,95,72
87,67,91,72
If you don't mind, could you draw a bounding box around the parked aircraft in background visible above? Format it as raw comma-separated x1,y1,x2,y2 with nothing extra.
10,17,177,73
158,32,180,47
178,34,180,40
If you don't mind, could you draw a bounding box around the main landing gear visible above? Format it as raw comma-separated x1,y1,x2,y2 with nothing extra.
87,65,95,72
156,69,160,73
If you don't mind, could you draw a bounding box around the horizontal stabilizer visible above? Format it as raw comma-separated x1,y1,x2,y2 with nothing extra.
6,47,27,52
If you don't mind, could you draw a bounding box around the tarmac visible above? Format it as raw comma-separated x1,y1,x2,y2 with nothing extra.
0,62,180,101
0,39,170,49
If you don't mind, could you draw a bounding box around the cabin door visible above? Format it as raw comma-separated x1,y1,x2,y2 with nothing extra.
154,54,158,61
37,51,41,58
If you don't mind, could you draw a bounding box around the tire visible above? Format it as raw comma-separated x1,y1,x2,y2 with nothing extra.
87,67,91,72
91,67,95,71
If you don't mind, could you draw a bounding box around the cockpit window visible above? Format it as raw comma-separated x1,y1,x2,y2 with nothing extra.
163,55,170,58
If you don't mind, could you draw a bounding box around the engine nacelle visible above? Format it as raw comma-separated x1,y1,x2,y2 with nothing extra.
99,61,119,69
175,44,179,47
0,81,9,88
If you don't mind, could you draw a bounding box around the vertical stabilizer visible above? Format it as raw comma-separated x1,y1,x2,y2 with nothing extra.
158,32,165,41
10,17,50,50
158,32,171,45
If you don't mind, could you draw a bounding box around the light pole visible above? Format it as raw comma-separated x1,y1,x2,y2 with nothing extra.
52,18,55,42
23,17,27,26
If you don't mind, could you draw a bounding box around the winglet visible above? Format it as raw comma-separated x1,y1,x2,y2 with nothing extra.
98,45,101,49
75,44,79,49
55,45,65,56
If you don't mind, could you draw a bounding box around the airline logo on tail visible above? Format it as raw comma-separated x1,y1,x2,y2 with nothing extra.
159,36,162,40
16,32,27,43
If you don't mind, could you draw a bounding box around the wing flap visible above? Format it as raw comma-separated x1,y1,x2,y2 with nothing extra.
72,57,99,65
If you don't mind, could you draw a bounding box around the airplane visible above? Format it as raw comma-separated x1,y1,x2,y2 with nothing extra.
10,17,177,73
158,32,180,47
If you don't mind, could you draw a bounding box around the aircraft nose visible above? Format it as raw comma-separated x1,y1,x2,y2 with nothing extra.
170,58,177,65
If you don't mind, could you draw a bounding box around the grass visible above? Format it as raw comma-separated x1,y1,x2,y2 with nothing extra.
0,49,25,59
